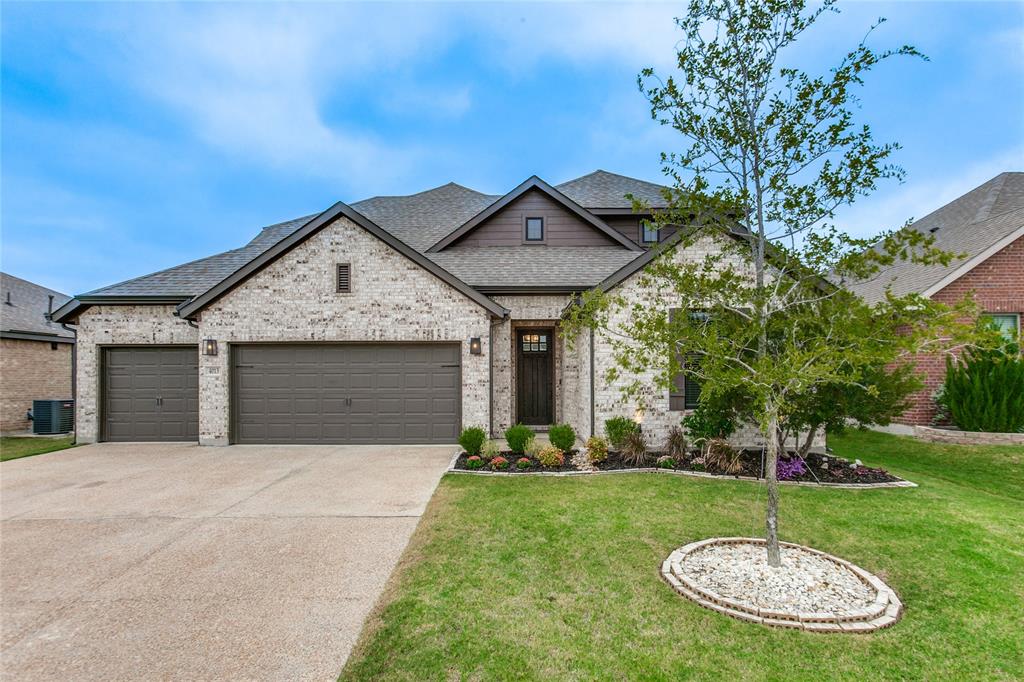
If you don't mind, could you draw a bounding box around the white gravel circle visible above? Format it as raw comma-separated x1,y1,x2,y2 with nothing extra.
661,538,902,632
680,543,874,616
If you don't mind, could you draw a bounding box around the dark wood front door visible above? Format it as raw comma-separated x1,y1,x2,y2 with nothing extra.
516,329,553,425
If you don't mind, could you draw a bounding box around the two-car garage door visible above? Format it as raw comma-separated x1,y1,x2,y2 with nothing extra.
101,343,461,444
231,344,460,444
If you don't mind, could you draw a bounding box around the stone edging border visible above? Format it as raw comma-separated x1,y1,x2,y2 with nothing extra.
444,450,917,489
660,537,903,632
914,425,1024,446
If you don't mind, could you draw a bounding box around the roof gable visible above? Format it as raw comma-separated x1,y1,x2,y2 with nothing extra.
1,272,74,340
426,176,642,253
555,170,671,209
175,203,508,319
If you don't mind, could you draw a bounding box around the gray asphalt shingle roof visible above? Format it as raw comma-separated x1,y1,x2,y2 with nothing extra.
78,171,667,299
849,173,1024,303
1,272,74,338
426,246,640,288
556,170,670,208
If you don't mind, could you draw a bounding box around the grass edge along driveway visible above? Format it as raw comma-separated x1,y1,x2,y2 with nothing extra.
341,430,1024,681
0,436,76,462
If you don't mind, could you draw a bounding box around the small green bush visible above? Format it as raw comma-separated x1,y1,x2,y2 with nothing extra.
465,455,484,469
585,436,609,464
604,416,639,449
548,423,576,451
942,347,1024,433
537,445,565,467
458,426,487,455
525,437,544,459
504,424,534,454
656,455,676,469
480,440,501,462
491,456,510,470
515,457,532,470
682,404,736,442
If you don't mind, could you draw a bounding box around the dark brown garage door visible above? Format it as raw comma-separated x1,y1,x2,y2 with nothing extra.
232,344,460,444
102,347,199,442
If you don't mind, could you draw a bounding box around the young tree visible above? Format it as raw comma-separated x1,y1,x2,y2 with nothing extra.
562,0,978,566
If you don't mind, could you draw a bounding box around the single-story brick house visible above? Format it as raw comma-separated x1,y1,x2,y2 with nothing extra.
850,172,1024,426
1,273,75,433
52,170,780,447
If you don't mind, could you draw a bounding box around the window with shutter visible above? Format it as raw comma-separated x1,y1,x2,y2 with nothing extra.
668,308,704,411
336,263,351,293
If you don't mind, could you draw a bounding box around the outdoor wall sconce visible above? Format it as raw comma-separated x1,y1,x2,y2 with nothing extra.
203,339,218,356
469,337,482,355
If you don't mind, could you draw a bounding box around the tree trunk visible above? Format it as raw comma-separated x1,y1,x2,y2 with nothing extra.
765,416,782,567
798,426,819,458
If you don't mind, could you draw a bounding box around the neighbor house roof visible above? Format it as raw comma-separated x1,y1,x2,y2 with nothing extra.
849,172,1024,304
53,170,673,321
0,272,75,342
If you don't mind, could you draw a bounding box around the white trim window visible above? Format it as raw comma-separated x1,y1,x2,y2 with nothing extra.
981,313,1021,342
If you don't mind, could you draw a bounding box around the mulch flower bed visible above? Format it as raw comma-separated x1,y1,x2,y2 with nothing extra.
453,449,902,485
455,450,579,473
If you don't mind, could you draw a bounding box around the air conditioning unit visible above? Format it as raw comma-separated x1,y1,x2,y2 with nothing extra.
32,399,74,435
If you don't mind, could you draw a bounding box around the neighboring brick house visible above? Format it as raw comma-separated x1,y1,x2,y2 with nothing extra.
849,172,1024,426
1,273,75,433
53,171,809,447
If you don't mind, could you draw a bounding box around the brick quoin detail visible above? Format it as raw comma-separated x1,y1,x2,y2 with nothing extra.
899,235,1024,425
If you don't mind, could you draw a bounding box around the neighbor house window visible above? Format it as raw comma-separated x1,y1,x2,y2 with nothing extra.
640,222,659,244
525,217,544,242
336,263,351,293
668,309,707,410
981,313,1020,342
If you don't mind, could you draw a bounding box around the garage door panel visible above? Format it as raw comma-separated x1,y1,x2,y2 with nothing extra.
233,343,460,444
103,347,198,442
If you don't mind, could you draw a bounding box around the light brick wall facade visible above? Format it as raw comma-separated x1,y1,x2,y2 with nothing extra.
589,235,823,450
0,338,73,433
196,216,493,445
74,305,199,443
898,235,1024,425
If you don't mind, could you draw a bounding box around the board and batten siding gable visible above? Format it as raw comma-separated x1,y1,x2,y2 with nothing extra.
455,188,622,247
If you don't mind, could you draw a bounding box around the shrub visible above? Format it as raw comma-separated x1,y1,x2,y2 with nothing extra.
465,455,484,470
516,457,532,470
682,403,737,443
458,426,487,456
491,456,509,470
548,423,576,451
665,425,688,458
480,440,501,462
777,455,806,480
704,438,742,474
620,430,649,467
656,455,676,469
537,445,565,467
525,437,544,459
585,436,609,464
504,424,534,454
942,346,1024,433
604,416,639,448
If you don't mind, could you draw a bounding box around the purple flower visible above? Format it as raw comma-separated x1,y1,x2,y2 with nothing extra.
777,456,806,481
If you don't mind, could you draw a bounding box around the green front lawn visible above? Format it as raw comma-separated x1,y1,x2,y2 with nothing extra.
0,436,76,462
342,430,1023,681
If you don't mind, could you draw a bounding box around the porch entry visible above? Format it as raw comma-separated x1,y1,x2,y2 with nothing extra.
516,328,553,425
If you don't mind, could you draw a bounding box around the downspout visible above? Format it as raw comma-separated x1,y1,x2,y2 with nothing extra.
589,327,595,439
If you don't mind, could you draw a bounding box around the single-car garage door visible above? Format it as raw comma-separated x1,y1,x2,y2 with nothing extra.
232,343,460,444
102,346,199,442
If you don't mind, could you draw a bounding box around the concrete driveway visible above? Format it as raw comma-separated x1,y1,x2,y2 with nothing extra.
0,442,455,681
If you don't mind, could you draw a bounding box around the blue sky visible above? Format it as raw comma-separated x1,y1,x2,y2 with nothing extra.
2,1,1022,296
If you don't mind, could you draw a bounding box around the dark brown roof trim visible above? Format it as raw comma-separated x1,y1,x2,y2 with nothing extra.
176,202,509,320
426,176,644,253
51,295,190,324
588,208,659,216
0,331,75,344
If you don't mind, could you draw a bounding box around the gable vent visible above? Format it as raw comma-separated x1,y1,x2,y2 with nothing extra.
336,263,351,293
